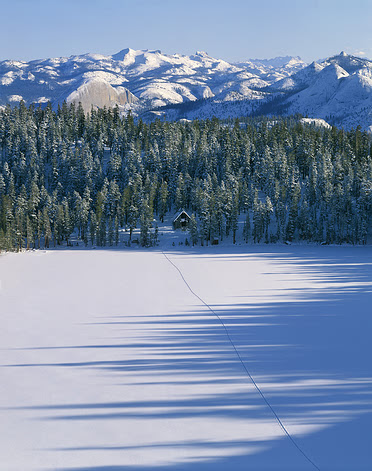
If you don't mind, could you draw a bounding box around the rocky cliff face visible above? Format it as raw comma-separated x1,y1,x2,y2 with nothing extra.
65,79,138,112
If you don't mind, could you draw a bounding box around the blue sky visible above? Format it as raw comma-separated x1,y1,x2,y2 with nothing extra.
1,0,372,63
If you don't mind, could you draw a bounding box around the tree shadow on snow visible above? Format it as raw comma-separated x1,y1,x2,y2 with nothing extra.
6,247,372,471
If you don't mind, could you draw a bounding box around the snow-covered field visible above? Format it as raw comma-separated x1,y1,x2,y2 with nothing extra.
1,246,372,470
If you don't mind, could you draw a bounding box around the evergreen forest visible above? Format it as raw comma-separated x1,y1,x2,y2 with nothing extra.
0,102,371,251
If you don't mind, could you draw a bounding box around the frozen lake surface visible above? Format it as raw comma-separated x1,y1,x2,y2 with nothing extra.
1,246,372,470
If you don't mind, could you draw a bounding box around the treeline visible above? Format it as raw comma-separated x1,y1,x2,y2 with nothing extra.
0,101,371,251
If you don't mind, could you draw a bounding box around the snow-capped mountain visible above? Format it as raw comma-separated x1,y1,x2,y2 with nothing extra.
234,56,306,84
0,48,305,113
1,48,372,129
160,51,372,130
267,52,372,130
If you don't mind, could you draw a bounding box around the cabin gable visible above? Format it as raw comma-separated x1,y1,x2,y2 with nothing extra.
173,210,191,230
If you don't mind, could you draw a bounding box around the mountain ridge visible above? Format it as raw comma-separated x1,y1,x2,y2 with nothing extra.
0,49,371,129
0,48,306,110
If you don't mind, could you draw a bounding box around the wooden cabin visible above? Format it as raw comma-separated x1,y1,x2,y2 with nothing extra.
173,210,191,230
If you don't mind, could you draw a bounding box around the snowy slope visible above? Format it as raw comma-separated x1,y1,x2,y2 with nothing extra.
0,246,372,470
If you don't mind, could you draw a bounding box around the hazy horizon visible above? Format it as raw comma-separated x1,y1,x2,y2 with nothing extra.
1,46,367,65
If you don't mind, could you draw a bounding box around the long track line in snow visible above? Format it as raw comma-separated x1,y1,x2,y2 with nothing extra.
162,250,321,471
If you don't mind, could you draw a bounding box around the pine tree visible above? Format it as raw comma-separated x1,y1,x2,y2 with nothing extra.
189,214,198,246
243,211,251,242
43,207,52,248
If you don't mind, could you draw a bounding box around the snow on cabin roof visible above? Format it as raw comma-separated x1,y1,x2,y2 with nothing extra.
173,210,191,222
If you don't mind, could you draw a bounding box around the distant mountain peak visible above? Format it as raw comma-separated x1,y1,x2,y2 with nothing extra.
111,47,134,61
248,56,305,69
324,51,370,75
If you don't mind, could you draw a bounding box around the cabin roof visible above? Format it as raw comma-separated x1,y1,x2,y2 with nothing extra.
173,210,191,222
